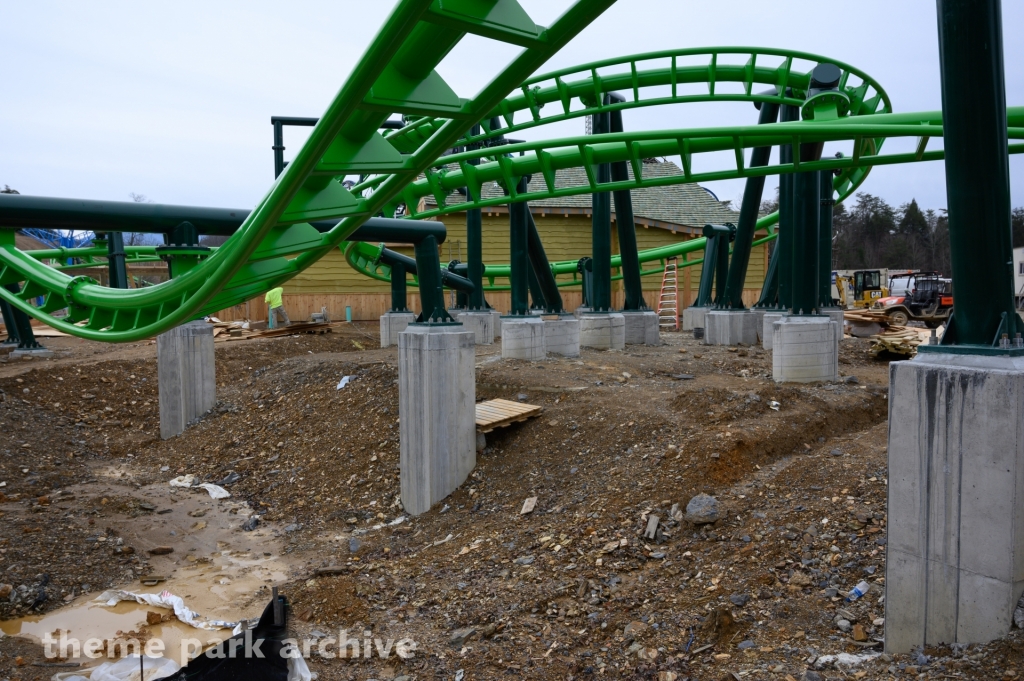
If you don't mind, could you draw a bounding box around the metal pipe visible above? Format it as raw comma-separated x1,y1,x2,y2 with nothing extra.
607,93,647,311
0,195,446,243
378,247,474,294
935,0,1021,346
722,94,780,309
591,107,613,312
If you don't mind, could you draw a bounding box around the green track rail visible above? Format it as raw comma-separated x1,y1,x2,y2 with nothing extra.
4,7,1024,340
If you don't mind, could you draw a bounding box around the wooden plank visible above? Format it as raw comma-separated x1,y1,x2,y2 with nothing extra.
475,398,543,432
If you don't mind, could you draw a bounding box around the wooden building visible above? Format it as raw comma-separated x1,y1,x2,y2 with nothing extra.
213,161,770,322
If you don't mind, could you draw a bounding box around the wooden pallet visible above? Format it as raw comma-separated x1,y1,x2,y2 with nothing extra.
475,398,543,433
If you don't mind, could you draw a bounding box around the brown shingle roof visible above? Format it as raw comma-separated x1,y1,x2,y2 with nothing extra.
424,160,739,232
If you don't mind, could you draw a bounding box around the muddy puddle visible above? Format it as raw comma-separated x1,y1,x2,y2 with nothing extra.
0,599,234,665
1,473,298,666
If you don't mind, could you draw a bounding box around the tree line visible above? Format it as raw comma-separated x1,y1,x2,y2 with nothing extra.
761,191,1024,274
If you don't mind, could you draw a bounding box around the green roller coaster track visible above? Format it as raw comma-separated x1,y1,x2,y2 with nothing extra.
3,0,1024,341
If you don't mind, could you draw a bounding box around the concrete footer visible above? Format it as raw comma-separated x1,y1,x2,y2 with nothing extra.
453,311,494,345
681,306,708,332
771,315,839,383
762,311,786,350
501,317,545,360
580,313,625,350
398,324,475,516
621,310,660,345
157,321,216,440
886,352,1024,652
380,312,416,348
705,310,761,346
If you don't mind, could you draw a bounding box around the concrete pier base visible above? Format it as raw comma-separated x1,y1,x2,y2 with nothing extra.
762,311,786,350
453,311,494,345
704,310,761,346
621,310,660,345
501,317,545,360
10,347,54,359
886,353,1024,653
580,313,625,350
771,315,839,383
398,324,475,516
681,306,708,332
491,310,503,338
380,312,416,348
822,307,846,335
543,316,581,357
157,321,215,440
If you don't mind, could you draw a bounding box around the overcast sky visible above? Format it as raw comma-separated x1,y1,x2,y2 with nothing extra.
3,0,1024,217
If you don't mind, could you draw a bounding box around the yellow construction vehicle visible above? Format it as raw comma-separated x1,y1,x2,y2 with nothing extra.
832,269,890,309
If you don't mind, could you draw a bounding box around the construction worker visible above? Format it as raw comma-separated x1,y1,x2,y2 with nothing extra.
265,286,289,328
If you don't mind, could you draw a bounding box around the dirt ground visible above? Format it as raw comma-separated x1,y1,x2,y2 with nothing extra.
1,322,1022,680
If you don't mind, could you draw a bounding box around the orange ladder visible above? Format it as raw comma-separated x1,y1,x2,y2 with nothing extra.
657,257,680,331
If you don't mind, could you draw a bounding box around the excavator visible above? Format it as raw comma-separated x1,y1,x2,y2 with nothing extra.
833,269,889,309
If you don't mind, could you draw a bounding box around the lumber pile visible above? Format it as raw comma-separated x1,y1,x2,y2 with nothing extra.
843,309,890,324
867,326,925,358
206,317,336,342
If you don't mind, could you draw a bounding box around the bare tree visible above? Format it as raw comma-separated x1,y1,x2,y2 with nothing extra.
125,192,156,245
1,185,19,194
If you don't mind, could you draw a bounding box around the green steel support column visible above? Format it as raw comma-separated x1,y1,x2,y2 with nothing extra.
0,297,20,344
777,100,800,310
791,63,842,315
466,124,485,311
390,261,409,312
790,169,821,315
528,264,546,310
526,210,564,313
607,95,646,311
413,235,452,323
714,228,732,304
723,97,781,309
3,284,42,350
591,108,613,312
934,0,1022,347
754,243,780,308
508,177,531,316
818,170,836,307
107,231,128,289
694,237,721,307
577,258,594,308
